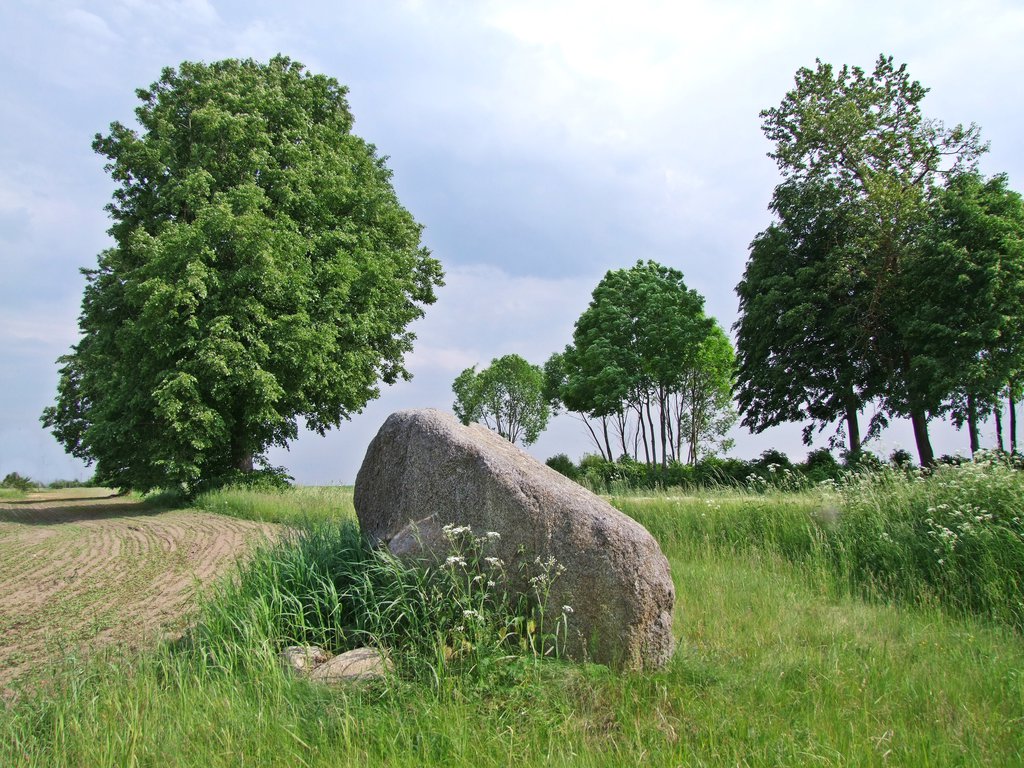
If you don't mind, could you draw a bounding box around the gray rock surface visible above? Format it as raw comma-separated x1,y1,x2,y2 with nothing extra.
279,645,331,675
354,408,676,669
309,647,392,683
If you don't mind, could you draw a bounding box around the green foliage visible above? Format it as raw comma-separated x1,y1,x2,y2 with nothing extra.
1,472,37,491
548,260,735,466
4,481,1024,765
754,448,792,470
452,354,550,446
802,447,839,473
907,171,1024,449
834,455,1024,628
544,453,579,480
889,448,914,468
618,456,1024,632
189,520,570,683
743,54,996,465
45,478,95,489
193,484,353,525
735,180,868,453
41,56,443,494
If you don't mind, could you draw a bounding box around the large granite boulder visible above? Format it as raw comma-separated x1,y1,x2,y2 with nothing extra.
354,409,675,670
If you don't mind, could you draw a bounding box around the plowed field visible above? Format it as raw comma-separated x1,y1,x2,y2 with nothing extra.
0,490,276,694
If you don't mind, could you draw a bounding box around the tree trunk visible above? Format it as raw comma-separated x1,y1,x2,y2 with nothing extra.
580,415,608,461
994,405,1004,452
1010,389,1018,455
616,411,629,459
910,408,935,467
231,424,254,475
845,400,861,456
966,393,980,456
637,404,650,465
658,387,668,470
689,377,701,466
645,398,658,468
602,416,614,463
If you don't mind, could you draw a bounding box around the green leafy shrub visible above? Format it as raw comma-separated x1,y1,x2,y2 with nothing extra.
1,472,37,491
889,448,914,468
545,453,579,480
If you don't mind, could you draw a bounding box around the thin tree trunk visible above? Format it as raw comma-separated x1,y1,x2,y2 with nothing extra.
645,397,658,468
658,387,668,470
674,391,685,460
637,404,651,465
632,410,641,460
966,393,980,456
579,415,608,460
602,416,614,463
994,405,1005,452
1010,386,1018,455
689,377,701,466
616,411,629,459
910,408,935,467
665,394,676,463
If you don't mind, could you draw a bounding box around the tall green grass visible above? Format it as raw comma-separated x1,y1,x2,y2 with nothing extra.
617,454,1024,631
187,519,569,686
834,455,1024,627
4,519,1022,766
192,485,356,524
3,467,1024,765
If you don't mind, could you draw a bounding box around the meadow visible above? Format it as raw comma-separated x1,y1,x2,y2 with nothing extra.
1,459,1022,766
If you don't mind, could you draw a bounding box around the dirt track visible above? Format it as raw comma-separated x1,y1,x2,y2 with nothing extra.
0,490,276,693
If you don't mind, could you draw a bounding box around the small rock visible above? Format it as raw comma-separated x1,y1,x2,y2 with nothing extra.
280,645,331,675
309,647,392,684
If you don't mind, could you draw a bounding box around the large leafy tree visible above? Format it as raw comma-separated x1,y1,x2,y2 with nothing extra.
42,56,443,492
753,54,985,465
735,179,871,455
906,172,1024,453
452,354,550,446
680,324,737,463
547,260,732,466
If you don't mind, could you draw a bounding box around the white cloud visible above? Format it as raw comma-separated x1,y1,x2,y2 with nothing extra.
0,305,80,348
64,8,122,44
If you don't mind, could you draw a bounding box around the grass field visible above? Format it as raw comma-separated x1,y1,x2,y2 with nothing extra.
1,470,1022,766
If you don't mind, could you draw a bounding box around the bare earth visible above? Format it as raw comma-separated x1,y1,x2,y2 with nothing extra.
0,489,277,694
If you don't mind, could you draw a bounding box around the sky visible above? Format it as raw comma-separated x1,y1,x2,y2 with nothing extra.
2,0,1023,484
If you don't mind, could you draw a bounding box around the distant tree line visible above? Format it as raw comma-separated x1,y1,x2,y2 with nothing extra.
454,261,738,478
735,55,1024,465
544,445,1014,493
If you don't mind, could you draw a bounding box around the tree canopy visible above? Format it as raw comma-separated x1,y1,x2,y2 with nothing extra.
42,56,443,492
908,171,1024,451
546,260,734,466
738,54,995,464
452,354,550,446
735,179,870,454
